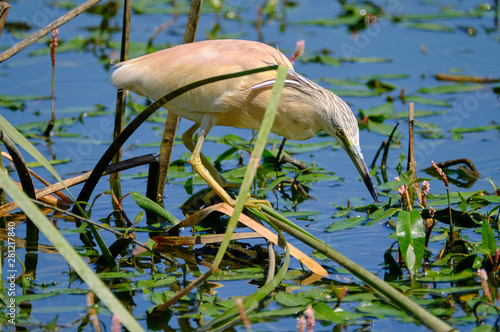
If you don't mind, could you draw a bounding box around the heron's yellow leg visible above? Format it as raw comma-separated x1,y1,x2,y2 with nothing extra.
185,122,272,209
188,125,236,206
182,123,228,186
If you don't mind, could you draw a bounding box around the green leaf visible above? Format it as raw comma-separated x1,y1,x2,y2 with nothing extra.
416,269,474,282
356,302,408,318
329,89,379,97
199,303,222,317
295,173,343,183
326,216,367,232
184,177,194,196
249,306,308,318
418,84,485,94
280,211,320,218
321,77,363,87
360,103,394,118
406,22,454,32
356,73,410,80
366,79,397,92
0,171,144,332
274,292,311,307
130,191,180,225
471,195,500,204
0,94,50,102
367,120,402,137
450,125,500,133
396,210,425,275
404,95,451,107
481,221,497,256
298,16,360,27
400,9,473,21
26,159,71,168
312,303,357,324
288,141,337,154
388,110,447,119
341,57,392,63
134,211,144,226
366,207,400,226
316,55,341,67
29,35,87,56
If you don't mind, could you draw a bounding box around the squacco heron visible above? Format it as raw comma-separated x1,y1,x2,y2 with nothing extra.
111,39,379,203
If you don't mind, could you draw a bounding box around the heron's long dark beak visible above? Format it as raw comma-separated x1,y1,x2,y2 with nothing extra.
345,144,379,202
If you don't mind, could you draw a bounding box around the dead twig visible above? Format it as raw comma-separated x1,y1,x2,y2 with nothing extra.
0,154,156,217
0,0,102,63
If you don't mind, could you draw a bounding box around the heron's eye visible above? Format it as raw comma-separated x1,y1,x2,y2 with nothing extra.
337,128,344,137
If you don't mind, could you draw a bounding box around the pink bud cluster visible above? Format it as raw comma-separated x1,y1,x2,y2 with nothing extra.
290,39,305,64
50,28,59,66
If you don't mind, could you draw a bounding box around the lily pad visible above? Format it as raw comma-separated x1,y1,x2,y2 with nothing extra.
418,83,485,94
405,22,454,32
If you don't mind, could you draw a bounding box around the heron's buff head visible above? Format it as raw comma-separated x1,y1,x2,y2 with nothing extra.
282,70,360,150
284,72,378,201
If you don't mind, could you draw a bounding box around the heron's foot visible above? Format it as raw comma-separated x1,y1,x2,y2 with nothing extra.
201,182,238,205
243,194,273,210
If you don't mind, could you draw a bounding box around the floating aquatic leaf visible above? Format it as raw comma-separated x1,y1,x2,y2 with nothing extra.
26,159,70,168
326,216,367,232
366,207,400,226
298,16,360,27
0,94,50,102
312,302,359,324
418,83,484,94
0,94,50,110
404,95,451,107
199,303,222,317
330,89,378,97
288,141,337,154
341,57,392,63
367,120,402,137
399,9,475,21
29,36,86,56
366,80,397,93
450,125,500,133
249,307,308,318
387,110,447,119
275,292,311,307
355,301,408,318
295,173,342,183
314,54,341,67
356,73,410,80
470,195,500,204
321,77,364,87
280,211,320,218
132,0,190,14
359,102,394,118
416,269,474,282
405,22,454,32
136,276,177,288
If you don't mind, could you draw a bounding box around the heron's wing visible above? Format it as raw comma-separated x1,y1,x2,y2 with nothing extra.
111,39,293,104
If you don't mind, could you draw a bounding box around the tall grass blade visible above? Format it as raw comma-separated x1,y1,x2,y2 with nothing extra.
0,171,144,332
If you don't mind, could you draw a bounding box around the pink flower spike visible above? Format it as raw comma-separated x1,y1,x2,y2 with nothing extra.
290,39,305,64
50,28,59,66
